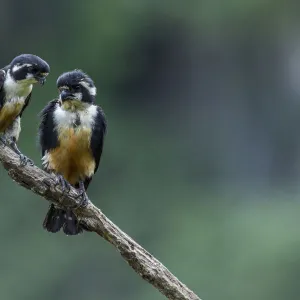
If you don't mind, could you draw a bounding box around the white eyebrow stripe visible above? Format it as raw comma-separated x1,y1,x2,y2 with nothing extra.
12,63,32,72
80,80,96,96
59,86,70,90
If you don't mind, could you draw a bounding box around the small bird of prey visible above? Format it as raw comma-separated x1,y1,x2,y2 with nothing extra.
39,70,107,235
0,54,50,165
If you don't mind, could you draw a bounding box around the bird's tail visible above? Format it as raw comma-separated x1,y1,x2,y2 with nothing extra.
43,204,82,235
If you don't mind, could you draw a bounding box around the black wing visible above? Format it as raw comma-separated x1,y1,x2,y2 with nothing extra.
18,92,32,118
84,106,107,189
91,106,107,173
0,66,9,108
38,99,59,157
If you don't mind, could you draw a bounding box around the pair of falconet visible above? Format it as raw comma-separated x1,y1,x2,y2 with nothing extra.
0,54,107,235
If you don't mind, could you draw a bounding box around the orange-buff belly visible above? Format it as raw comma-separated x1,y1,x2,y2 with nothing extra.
47,127,95,185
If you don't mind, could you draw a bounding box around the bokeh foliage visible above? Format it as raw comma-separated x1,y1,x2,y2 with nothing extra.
1,0,300,299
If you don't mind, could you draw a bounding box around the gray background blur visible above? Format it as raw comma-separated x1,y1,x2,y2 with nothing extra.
1,0,300,299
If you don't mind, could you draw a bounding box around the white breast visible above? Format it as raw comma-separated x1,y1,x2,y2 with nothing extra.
54,104,98,128
3,71,32,101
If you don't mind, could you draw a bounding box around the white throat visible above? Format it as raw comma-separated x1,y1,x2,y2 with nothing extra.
54,103,98,128
3,70,33,100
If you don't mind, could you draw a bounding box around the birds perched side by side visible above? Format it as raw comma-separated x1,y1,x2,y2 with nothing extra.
0,54,106,236
39,70,107,235
0,54,49,165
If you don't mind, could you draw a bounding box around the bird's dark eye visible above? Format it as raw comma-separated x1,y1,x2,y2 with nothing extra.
28,66,38,73
72,85,81,91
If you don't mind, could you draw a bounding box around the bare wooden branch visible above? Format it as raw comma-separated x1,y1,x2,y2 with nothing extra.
0,143,201,300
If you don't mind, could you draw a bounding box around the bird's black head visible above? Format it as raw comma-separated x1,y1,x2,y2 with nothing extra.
10,54,50,85
57,70,96,104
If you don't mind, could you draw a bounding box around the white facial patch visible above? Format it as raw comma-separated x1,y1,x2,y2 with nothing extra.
80,81,97,96
24,73,38,84
12,63,32,73
73,92,82,100
26,73,34,79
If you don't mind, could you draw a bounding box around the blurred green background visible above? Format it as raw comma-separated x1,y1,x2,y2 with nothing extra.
2,0,300,299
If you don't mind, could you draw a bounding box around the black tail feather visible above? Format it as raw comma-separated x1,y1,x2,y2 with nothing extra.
43,204,65,233
43,204,84,236
62,209,83,235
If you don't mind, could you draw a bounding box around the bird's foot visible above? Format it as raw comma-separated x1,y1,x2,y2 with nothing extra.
76,190,90,208
54,174,71,194
75,181,90,208
9,140,34,166
0,136,8,146
18,154,34,166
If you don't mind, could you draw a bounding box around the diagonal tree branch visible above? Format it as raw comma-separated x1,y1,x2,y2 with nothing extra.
0,143,201,300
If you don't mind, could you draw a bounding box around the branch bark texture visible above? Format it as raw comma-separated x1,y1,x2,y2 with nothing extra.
0,144,201,300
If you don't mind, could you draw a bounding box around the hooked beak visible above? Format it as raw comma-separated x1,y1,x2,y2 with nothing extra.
36,73,49,85
60,90,74,102
38,77,46,85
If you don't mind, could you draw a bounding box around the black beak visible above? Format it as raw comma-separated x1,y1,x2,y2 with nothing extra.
60,90,74,101
36,77,46,85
